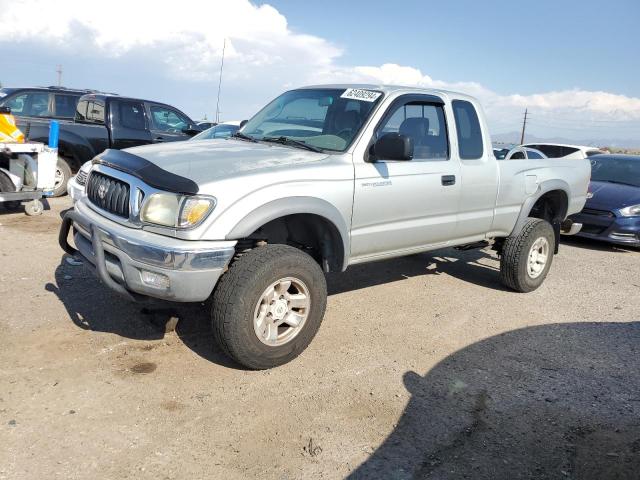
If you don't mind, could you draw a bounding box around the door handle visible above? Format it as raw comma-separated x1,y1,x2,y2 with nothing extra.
441,175,456,186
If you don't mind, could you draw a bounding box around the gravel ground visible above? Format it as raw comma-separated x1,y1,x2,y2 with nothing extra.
1,197,639,480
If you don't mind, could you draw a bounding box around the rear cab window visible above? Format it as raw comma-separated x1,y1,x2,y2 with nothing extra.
452,100,484,159
54,94,81,118
75,98,106,124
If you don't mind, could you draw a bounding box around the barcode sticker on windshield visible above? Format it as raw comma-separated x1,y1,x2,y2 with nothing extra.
340,88,382,102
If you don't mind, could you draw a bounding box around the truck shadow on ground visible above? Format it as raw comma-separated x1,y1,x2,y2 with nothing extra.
348,321,640,480
47,247,509,368
46,254,242,368
329,246,508,295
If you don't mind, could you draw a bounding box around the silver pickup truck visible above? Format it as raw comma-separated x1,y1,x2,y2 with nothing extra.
59,85,590,369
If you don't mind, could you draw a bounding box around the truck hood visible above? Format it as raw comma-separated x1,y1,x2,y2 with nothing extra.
125,139,328,185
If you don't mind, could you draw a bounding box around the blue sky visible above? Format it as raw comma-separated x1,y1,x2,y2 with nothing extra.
0,0,638,145
270,0,640,97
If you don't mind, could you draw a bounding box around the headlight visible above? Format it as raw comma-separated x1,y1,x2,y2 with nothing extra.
619,204,640,217
140,193,215,228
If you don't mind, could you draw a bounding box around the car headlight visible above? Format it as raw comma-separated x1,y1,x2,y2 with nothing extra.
140,193,216,228
619,204,640,217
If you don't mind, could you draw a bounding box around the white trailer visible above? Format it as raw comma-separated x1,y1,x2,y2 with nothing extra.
0,142,57,215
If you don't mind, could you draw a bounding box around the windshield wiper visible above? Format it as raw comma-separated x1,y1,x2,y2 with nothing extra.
231,131,258,142
261,136,323,153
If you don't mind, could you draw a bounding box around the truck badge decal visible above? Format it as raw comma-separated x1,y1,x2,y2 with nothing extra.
341,88,382,102
361,180,392,187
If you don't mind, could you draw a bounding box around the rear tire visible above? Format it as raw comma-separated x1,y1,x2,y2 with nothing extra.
53,157,72,197
211,244,327,369
500,218,555,292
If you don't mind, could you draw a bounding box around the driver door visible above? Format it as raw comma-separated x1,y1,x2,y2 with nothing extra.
350,95,461,260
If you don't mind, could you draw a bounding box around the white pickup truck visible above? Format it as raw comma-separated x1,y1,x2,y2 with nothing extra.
59,85,590,369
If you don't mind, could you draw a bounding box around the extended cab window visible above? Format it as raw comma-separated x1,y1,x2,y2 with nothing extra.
377,100,449,160
75,99,105,124
119,101,146,130
150,106,189,133
75,100,88,121
86,101,105,124
452,100,483,159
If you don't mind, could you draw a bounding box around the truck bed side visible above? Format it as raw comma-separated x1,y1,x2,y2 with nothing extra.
492,158,591,237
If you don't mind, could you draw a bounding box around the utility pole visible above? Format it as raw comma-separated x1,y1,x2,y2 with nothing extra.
520,108,528,144
56,64,63,86
215,38,226,123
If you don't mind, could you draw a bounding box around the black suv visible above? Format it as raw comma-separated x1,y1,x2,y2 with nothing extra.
0,86,100,120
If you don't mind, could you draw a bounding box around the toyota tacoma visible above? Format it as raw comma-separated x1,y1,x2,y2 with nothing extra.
59,85,591,369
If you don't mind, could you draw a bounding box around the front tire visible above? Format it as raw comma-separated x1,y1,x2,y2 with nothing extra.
500,218,555,292
211,244,327,369
53,157,72,197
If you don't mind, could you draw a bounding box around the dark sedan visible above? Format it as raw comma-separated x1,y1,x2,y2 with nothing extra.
570,154,640,247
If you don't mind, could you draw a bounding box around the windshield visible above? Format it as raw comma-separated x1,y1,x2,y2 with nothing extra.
191,123,239,140
591,157,640,188
0,88,15,101
241,88,383,152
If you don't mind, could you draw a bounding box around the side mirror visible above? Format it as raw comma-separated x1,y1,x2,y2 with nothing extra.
182,124,202,136
372,133,413,161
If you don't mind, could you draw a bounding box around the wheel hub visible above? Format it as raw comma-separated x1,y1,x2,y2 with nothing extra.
527,236,549,279
271,299,288,320
254,277,310,347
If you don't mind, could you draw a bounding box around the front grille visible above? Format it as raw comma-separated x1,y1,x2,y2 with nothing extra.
87,171,130,218
582,208,614,218
76,170,88,186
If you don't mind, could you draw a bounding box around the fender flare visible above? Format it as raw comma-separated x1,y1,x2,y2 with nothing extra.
226,196,350,271
510,179,570,237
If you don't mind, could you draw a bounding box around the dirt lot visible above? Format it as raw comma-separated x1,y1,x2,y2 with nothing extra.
1,197,639,480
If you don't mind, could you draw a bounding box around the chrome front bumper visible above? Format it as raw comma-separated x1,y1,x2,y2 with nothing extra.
59,201,235,302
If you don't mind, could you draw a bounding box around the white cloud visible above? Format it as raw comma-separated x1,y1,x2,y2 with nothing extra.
0,0,638,142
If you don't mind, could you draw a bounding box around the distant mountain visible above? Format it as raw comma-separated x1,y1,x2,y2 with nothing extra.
491,131,640,149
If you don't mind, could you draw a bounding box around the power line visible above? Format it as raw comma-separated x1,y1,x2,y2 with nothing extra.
215,38,226,123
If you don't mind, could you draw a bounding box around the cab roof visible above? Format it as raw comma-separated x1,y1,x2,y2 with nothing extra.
299,84,478,102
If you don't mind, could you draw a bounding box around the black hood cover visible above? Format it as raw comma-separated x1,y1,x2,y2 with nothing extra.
93,149,199,195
